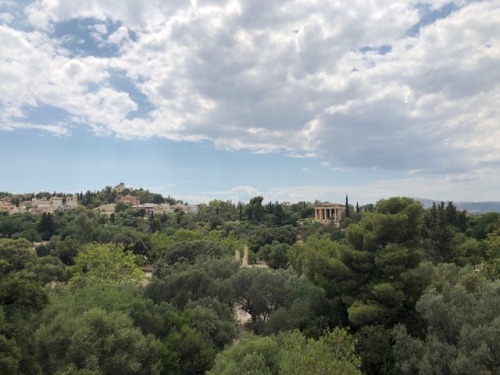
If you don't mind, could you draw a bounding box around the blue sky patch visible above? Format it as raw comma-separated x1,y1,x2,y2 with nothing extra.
21,104,71,125
108,70,155,120
52,18,122,58
408,2,458,36
359,45,392,55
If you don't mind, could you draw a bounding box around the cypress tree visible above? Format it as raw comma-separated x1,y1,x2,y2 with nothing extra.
345,193,350,217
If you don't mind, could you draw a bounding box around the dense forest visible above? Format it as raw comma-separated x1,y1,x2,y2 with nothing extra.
0,186,499,374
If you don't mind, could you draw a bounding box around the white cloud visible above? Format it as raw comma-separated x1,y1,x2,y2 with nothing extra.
186,166,500,205
0,0,499,183
0,121,70,136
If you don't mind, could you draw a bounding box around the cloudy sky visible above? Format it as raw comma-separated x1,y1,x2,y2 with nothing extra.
0,0,499,204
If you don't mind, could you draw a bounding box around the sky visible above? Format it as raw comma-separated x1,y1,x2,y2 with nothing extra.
0,0,499,205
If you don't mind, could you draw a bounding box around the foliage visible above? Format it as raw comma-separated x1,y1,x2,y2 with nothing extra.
0,238,49,374
393,264,500,375
35,307,163,375
71,243,144,284
208,328,361,375
231,267,294,326
258,241,290,269
186,297,239,350
483,230,500,279
160,240,228,266
346,197,424,251
146,257,240,308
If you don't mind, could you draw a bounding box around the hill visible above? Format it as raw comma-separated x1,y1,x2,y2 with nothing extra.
415,198,500,213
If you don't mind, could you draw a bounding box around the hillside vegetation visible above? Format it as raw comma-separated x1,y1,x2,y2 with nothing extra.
1,188,499,375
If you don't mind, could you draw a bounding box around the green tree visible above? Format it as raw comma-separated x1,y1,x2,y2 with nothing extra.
186,298,239,350
0,303,21,375
483,230,500,279
393,264,500,375
231,267,294,326
258,241,290,269
245,196,264,223
347,197,424,251
0,238,48,374
35,308,162,375
208,329,361,375
71,243,144,284
345,193,350,218
279,328,361,375
146,257,239,309
38,212,57,240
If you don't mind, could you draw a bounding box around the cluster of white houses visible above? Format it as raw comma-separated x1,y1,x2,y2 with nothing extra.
0,195,79,214
96,197,199,216
0,193,199,217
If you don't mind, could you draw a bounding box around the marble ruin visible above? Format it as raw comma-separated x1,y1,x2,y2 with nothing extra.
314,202,345,226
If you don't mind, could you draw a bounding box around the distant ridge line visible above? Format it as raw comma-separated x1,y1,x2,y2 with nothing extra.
414,198,500,213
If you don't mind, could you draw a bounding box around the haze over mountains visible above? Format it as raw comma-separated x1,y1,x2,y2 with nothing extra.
415,198,500,213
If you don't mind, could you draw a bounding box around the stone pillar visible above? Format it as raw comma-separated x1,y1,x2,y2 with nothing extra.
235,249,240,262
242,245,249,267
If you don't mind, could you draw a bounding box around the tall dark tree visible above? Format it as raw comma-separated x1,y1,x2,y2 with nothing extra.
37,212,56,240
245,196,264,224
345,194,350,218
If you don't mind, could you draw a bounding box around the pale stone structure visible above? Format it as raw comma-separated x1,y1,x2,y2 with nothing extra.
113,183,126,193
242,246,249,267
119,194,141,206
96,203,116,215
314,202,345,226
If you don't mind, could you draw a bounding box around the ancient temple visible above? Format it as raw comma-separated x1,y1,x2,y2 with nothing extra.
314,202,345,226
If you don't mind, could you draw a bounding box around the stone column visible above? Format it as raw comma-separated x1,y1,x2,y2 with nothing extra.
242,245,249,267
235,249,240,262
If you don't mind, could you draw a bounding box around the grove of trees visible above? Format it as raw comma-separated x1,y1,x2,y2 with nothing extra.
0,186,499,374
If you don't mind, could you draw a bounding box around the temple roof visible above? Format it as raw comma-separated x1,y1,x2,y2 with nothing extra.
314,202,344,208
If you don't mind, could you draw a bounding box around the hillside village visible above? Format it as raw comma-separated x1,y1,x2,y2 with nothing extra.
0,183,198,216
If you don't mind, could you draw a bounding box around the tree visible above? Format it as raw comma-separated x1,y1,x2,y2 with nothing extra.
231,267,294,326
186,298,239,350
279,328,361,375
0,307,21,375
208,329,361,375
38,212,57,240
346,197,424,251
146,257,239,309
35,308,163,375
422,201,465,264
483,230,500,279
0,239,48,374
245,196,264,223
258,241,290,269
161,240,227,266
71,243,144,284
263,277,330,337
392,264,500,375
345,194,350,218
207,333,281,375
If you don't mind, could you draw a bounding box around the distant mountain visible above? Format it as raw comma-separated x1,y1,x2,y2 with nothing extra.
415,198,500,213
